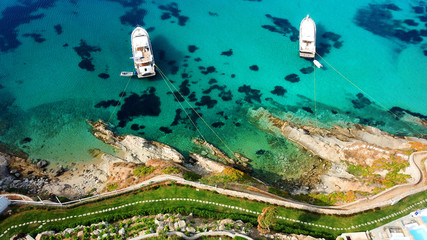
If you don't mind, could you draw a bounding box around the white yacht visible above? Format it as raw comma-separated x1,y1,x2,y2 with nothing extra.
131,27,156,78
299,15,316,58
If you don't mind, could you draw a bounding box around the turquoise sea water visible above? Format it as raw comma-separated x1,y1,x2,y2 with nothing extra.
0,0,426,186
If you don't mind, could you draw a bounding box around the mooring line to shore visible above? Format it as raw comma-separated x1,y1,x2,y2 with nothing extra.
107,75,133,124
158,68,208,143
155,65,238,160
315,52,424,136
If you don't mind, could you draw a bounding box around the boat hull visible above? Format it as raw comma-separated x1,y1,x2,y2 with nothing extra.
131,27,156,78
299,15,316,58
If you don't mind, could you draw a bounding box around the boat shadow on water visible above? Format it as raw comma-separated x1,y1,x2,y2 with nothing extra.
149,35,186,79
312,22,343,58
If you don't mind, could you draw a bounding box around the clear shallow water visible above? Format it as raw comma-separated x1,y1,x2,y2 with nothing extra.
0,0,426,185
410,227,427,240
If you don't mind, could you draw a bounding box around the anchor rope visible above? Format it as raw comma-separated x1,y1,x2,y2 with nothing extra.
157,69,208,143
107,75,132,124
155,65,238,159
313,60,318,129
315,52,423,136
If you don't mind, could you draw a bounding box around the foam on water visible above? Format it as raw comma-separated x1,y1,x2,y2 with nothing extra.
0,0,426,187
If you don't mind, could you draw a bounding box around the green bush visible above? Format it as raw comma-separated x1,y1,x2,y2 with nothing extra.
107,183,119,192
183,172,202,181
134,166,155,177
162,167,181,174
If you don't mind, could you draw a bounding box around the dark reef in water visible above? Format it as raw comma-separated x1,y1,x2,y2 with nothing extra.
108,0,149,26
201,66,216,75
117,87,161,127
171,108,200,130
104,0,144,8
181,73,190,79
179,80,191,96
211,122,224,128
238,85,262,103
413,6,424,14
170,91,184,102
203,84,233,101
22,33,46,43
94,100,120,108
202,84,225,94
271,86,287,96
284,73,300,83
208,79,217,84
300,67,314,74
159,126,173,134
317,31,343,56
98,73,110,79
78,59,95,71
73,40,101,72
384,4,401,11
354,4,395,37
20,137,32,145
262,14,298,42
220,90,233,101
354,3,426,44
120,8,147,26
221,49,233,56
158,2,189,26
249,65,259,71
188,92,197,102
161,12,171,20
357,117,385,127
351,93,372,109
196,96,217,108
131,124,145,131
63,43,69,47
54,24,62,35
390,106,427,121
188,45,198,53
256,149,265,155
302,106,313,114
0,0,56,52
404,19,419,26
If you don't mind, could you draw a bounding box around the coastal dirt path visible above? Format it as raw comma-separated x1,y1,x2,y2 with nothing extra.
5,152,427,216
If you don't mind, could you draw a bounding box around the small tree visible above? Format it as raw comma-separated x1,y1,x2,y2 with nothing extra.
257,207,278,233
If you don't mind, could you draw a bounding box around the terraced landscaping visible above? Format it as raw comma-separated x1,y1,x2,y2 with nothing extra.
1,184,427,239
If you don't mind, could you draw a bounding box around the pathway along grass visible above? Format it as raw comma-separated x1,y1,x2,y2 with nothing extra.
1,184,427,239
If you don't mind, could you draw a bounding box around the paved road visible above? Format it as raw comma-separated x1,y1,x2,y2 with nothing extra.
4,151,427,215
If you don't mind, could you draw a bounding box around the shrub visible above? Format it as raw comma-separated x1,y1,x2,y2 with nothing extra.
134,166,155,177
162,167,181,174
183,172,202,181
107,183,119,192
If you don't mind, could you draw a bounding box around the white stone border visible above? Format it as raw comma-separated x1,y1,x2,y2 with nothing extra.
2,197,427,238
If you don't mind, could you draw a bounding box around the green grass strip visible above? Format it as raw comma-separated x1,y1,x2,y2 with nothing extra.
0,184,426,239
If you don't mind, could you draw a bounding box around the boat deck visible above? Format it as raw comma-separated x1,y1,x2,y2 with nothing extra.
135,47,153,63
300,52,315,58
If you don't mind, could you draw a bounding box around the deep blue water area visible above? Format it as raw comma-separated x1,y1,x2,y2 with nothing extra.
0,0,426,185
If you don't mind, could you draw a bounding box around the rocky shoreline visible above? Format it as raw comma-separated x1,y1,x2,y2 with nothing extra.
1,111,426,203
249,108,427,194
